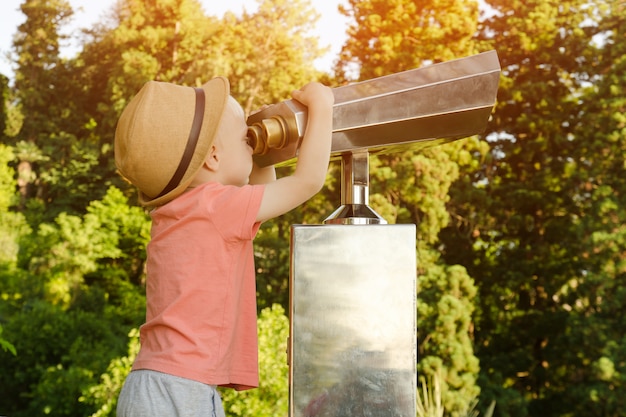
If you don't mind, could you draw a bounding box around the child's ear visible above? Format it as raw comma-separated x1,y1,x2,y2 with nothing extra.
204,144,219,171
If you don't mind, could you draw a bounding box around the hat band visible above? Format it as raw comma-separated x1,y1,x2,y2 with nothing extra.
156,87,206,199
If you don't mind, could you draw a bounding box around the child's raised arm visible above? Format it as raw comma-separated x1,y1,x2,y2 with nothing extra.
255,82,334,223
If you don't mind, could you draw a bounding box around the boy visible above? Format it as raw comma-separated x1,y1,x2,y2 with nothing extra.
114,77,334,416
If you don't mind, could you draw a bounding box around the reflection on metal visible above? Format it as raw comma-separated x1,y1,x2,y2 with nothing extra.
289,225,417,417
324,151,387,225
248,50,501,168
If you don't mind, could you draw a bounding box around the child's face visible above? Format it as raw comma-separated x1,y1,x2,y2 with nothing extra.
213,97,254,186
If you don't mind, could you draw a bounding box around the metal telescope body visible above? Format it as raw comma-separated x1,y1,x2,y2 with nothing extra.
247,51,501,417
248,50,500,168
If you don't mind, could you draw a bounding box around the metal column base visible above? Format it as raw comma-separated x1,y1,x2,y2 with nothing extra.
288,224,417,417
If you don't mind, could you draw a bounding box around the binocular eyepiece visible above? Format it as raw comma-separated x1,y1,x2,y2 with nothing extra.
247,116,291,156
246,99,308,166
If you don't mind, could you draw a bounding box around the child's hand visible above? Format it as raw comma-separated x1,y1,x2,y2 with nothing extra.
291,82,334,112
254,82,333,223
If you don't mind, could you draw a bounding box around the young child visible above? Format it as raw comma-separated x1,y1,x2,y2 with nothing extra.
114,77,334,416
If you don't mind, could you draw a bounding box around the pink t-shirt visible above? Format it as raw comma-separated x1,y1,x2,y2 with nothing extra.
132,182,265,391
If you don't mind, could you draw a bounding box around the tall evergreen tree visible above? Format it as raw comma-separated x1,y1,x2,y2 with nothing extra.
11,0,73,210
13,0,72,141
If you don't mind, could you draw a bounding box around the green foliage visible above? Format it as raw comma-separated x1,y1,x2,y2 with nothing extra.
11,0,88,218
0,144,16,207
16,186,149,307
0,145,27,358
216,0,326,115
0,184,147,415
0,324,16,356
81,328,140,417
440,0,626,415
254,219,292,312
13,0,73,143
418,260,481,416
337,0,479,79
0,300,130,417
0,144,31,265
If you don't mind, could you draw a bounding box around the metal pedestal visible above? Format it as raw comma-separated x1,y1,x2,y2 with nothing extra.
288,224,417,417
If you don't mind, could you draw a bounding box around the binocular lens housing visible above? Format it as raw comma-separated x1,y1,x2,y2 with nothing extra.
247,116,292,155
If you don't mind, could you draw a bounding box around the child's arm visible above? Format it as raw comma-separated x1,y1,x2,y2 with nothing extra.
255,82,334,223
249,163,276,185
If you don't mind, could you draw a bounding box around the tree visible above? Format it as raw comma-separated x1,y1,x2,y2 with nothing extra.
0,300,130,417
546,1,626,414
336,0,484,414
0,187,148,416
440,0,626,415
12,0,73,142
0,144,27,261
65,0,227,211
11,0,74,211
336,0,479,80
0,144,23,358
214,0,326,115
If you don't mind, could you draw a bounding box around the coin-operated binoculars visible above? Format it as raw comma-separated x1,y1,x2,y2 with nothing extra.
248,51,500,417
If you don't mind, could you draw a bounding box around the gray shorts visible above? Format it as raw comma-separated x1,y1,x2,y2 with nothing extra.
116,370,226,417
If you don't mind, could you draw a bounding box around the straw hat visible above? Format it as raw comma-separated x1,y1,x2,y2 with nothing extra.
115,77,229,207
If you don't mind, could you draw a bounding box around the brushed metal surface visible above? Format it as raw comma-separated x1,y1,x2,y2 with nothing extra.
249,50,500,167
289,225,417,417
324,151,387,225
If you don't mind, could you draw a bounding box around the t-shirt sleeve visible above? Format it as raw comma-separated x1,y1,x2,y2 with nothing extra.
205,184,265,240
